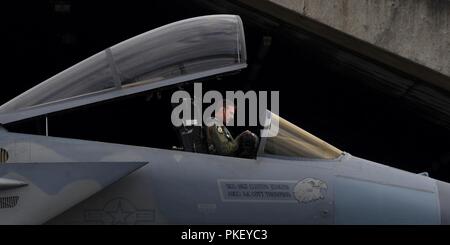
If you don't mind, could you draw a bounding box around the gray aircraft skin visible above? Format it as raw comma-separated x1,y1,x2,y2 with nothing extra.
0,15,449,225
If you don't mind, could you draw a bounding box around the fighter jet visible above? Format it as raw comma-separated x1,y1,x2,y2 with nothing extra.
0,15,449,225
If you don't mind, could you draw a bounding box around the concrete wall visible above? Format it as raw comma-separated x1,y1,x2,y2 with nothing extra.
268,0,450,77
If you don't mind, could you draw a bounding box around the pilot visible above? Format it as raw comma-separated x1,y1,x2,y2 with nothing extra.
206,100,259,158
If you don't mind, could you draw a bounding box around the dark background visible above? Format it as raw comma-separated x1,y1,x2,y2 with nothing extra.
1,1,449,181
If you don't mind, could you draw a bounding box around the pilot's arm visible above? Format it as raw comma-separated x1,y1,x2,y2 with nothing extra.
206,125,238,156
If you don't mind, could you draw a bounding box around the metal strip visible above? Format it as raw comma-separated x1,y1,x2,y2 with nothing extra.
105,48,122,88
45,116,49,136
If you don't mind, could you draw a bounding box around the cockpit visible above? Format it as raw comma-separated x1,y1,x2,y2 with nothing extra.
172,105,343,160
0,14,343,161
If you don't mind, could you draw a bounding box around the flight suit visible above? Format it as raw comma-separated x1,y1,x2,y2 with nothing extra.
206,120,239,156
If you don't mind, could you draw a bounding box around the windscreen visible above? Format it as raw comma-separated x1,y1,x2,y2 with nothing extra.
263,113,343,159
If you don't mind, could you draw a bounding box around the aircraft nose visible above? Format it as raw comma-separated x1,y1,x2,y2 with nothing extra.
437,180,450,224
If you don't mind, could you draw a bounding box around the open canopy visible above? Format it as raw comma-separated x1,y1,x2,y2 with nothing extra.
0,15,247,124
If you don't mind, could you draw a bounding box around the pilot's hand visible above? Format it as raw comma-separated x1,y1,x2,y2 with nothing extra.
244,130,257,139
236,130,259,158
236,130,257,145
235,131,247,141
